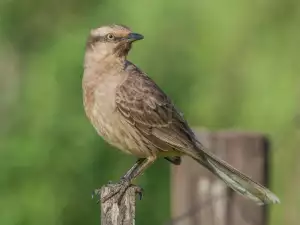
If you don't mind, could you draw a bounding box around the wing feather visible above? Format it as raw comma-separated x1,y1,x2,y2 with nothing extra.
115,64,197,152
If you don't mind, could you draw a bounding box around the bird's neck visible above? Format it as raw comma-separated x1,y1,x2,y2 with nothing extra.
83,51,127,85
85,49,126,66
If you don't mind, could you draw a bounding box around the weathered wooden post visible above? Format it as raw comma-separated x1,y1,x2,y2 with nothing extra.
97,185,140,225
170,130,270,225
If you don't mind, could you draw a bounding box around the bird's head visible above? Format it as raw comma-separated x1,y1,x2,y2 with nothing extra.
85,24,144,59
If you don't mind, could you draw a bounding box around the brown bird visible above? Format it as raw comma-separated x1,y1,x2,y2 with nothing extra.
82,24,280,205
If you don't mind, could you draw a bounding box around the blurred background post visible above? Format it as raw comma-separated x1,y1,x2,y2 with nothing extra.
0,0,299,225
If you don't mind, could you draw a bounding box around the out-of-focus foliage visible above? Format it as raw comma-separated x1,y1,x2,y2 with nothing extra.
0,0,299,224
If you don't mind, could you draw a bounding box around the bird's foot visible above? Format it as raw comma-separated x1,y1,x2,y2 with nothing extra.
102,178,131,204
93,179,143,205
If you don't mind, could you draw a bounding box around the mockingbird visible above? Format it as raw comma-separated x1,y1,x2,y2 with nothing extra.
82,24,280,205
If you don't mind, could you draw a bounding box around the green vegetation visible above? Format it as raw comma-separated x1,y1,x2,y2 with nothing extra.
0,0,299,224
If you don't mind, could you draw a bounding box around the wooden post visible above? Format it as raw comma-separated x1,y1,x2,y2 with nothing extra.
98,185,139,225
170,130,269,225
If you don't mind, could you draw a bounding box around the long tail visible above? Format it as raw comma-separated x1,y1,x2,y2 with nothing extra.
189,147,280,205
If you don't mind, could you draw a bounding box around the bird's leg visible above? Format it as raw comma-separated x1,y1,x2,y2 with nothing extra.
94,159,145,203
124,155,156,181
100,158,146,204
121,158,145,180
101,156,156,204
111,158,147,202
104,158,145,186
113,156,157,203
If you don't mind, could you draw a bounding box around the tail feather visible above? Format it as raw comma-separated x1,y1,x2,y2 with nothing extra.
191,149,280,205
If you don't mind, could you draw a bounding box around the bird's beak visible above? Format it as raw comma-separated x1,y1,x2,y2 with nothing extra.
126,33,144,42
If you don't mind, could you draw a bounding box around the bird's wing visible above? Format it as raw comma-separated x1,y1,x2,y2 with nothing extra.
115,66,198,153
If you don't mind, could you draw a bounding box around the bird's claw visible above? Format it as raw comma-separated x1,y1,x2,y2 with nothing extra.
107,180,113,184
91,180,114,201
98,179,144,205
91,189,102,204
135,186,144,200
100,178,130,204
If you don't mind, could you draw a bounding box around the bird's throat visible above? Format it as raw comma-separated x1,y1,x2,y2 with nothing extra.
113,42,132,58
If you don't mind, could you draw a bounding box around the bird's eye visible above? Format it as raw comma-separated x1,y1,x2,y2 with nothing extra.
106,33,115,40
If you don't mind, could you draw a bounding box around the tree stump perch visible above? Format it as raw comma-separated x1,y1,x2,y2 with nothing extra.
98,185,139,225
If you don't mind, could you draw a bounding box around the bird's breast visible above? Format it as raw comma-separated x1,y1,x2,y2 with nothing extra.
83,72,135,154
83,73,121,130
82,69,158,158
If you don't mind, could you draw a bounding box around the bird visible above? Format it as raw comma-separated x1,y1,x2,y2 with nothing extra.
82,24,280,205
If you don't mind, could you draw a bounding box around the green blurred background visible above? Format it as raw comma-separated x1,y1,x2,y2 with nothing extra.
0,0,299,224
